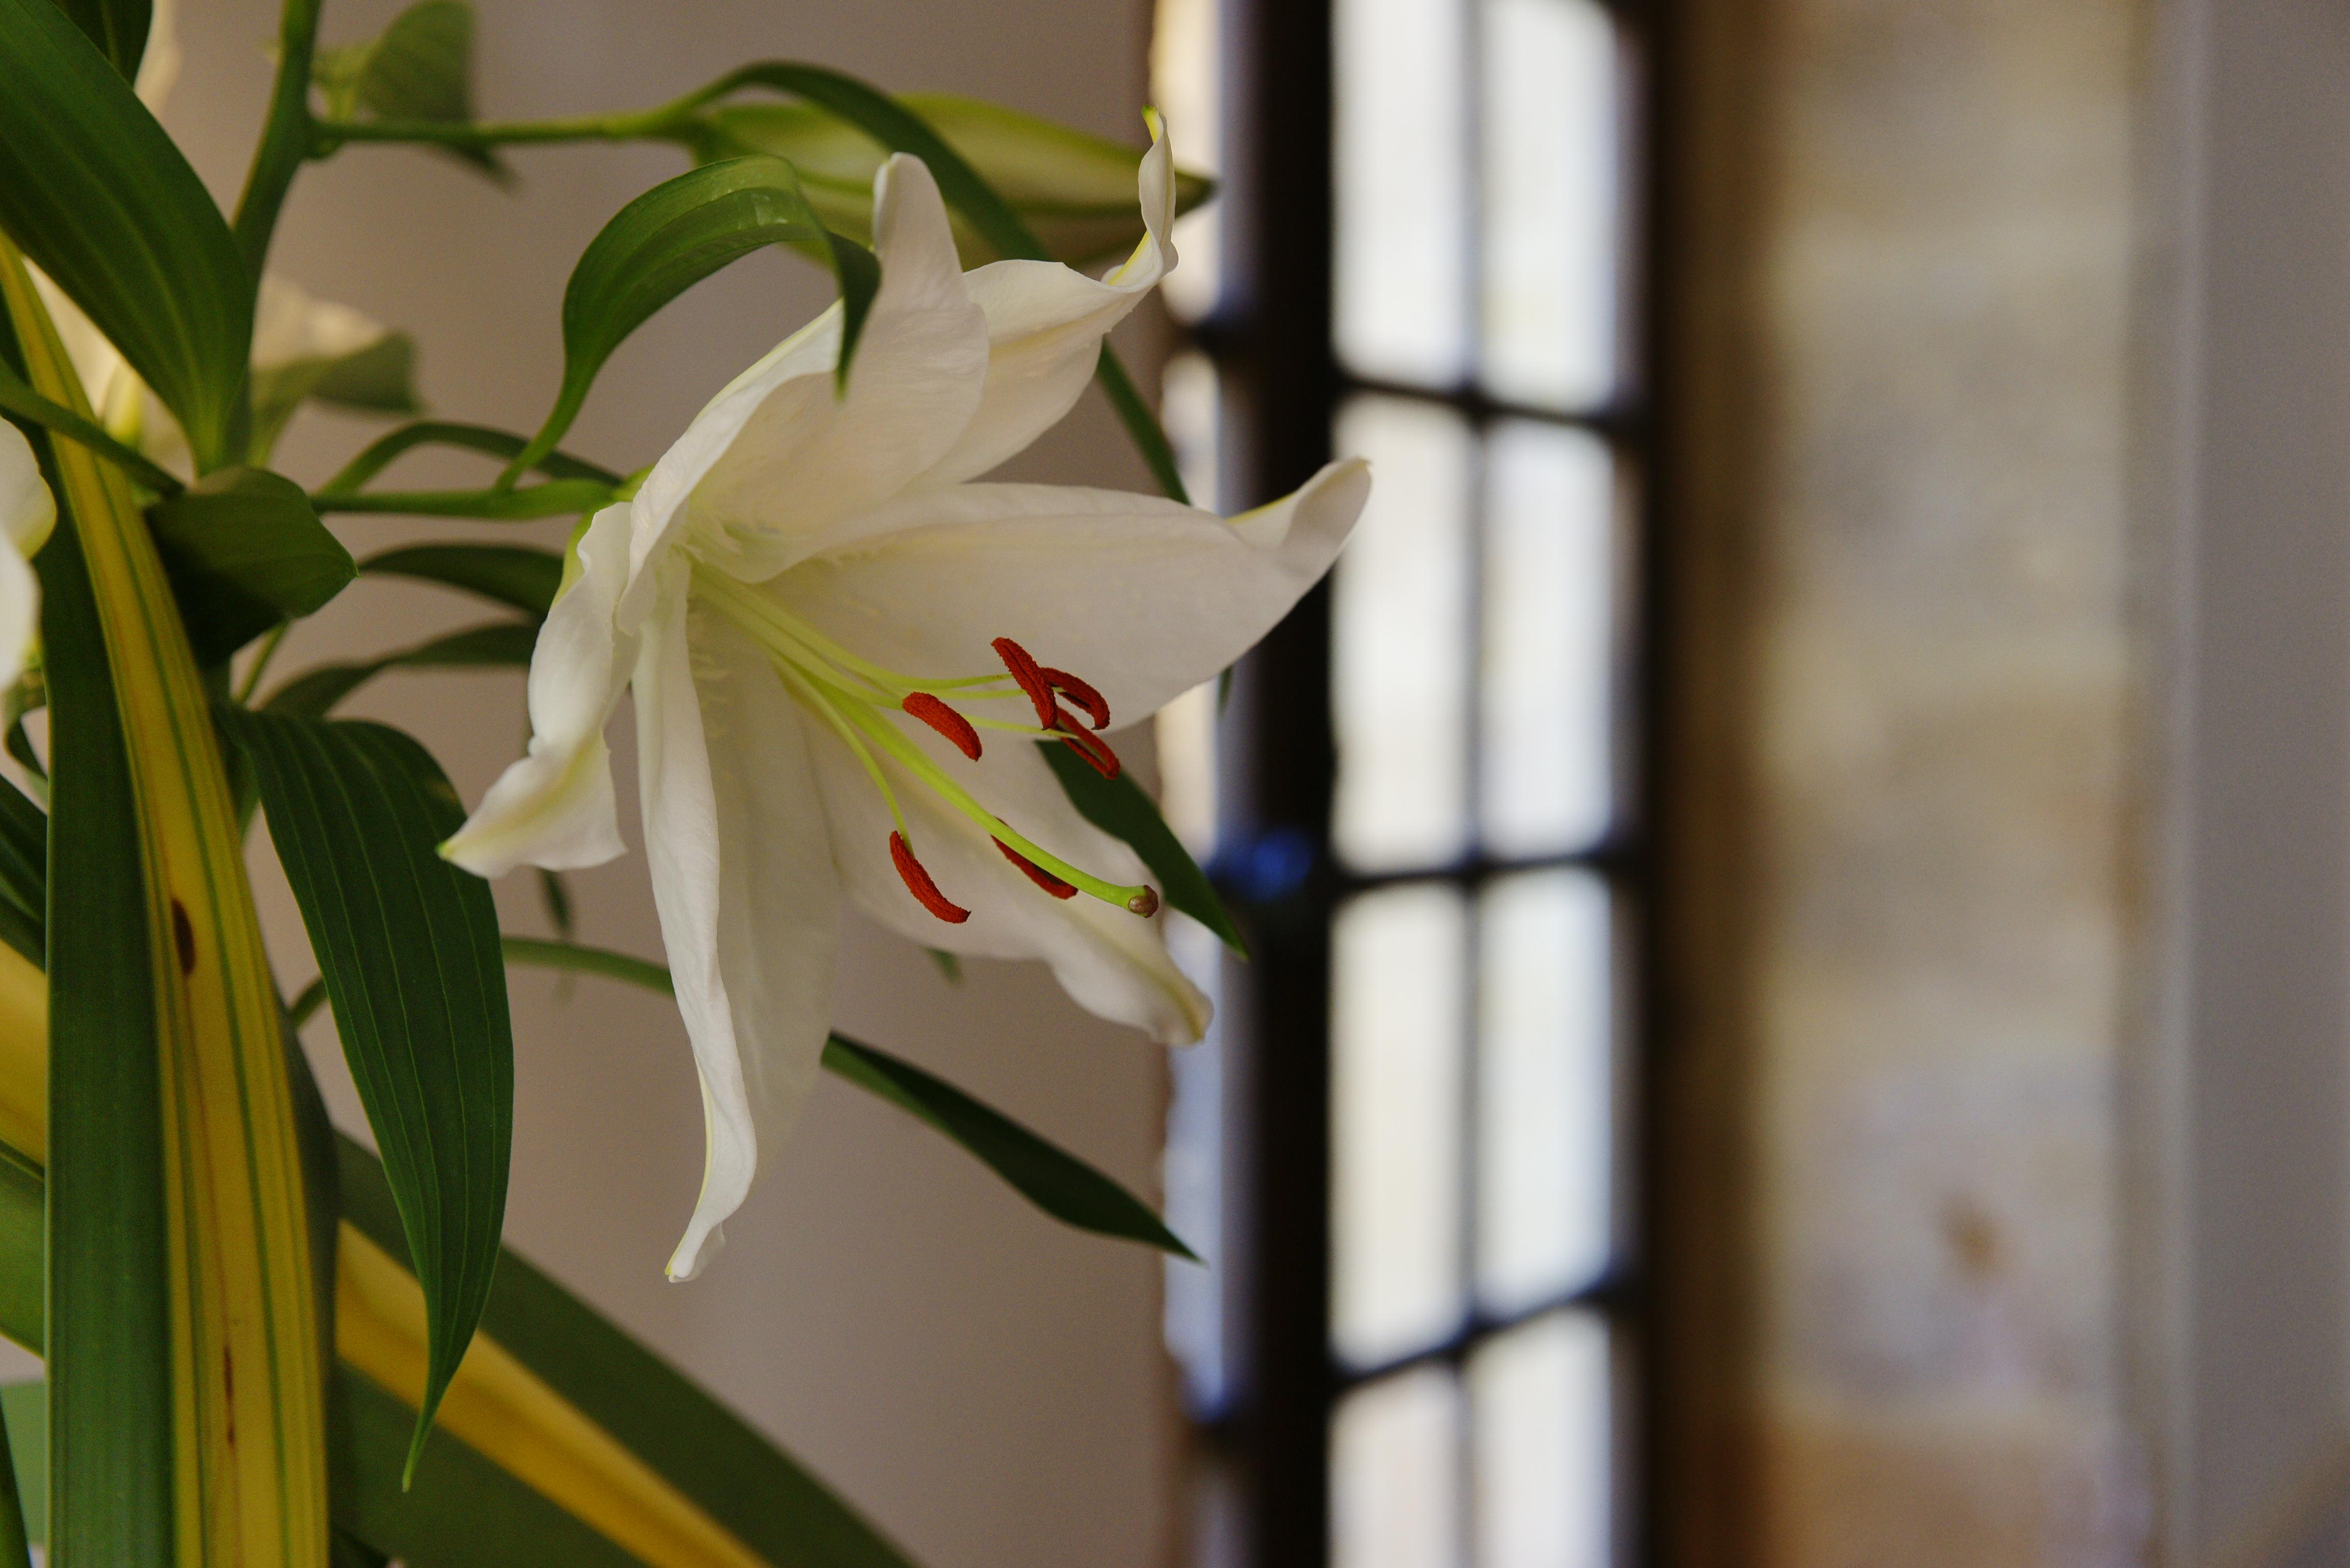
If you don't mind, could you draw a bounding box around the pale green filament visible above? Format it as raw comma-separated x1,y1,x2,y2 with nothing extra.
694,566,1156,914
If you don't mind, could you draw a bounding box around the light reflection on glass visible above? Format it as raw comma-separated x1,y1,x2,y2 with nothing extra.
1477,872,1612,1315
1334,397,1476,871
1469,1313,1612,1568
1152,0,1223,319
1336,0,1470,384
1480,421,1616,857
1479,0,1621,410
1332,1367,1464,1568
1333,885,1469,1366
1162,914,1229,1414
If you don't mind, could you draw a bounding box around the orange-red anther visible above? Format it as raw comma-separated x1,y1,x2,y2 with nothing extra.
1041,667,1109,730
902,692,982,760
890,832,970,923
995,838,1078,899
1056,722,1121,780
991,637,1059,727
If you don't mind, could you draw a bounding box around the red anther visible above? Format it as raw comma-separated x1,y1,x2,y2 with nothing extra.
890,832,970,923
901,692,982,760
1056,720,1122,780
995,838,1078,899
1041,667,1110,730
991,637,1058,727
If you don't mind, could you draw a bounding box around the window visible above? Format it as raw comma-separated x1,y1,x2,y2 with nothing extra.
1153,0,1650,1562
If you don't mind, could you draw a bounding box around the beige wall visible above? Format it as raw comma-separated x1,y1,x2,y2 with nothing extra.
166,3,1178,1564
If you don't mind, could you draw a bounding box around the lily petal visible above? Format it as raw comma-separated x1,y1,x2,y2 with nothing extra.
802,718,1210,1046
776,459,1372,728
442,504,637,876
0,424,52,694
641,599,844,1279
906,116,1178,491
641,155,990,587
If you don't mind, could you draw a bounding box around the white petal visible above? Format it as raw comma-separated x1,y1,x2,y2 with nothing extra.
801,717,1209,1046
906,117,1178,491
0,426,51,695
250,276,388,371
442,505,638,876
775,459,1372,728
629,155,990,590
639,599,844,1279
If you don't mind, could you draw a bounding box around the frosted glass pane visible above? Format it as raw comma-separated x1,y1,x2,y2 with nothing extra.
1152,0,1223,319
1162,917,1229,1413
1336,0,1470,383
1479,0,1622,409
1335,398,1476,872
1333,886,1468,1367
1480,422,1616,857
1477,872,1613,1314
1333,1367,1464,1568
1469,1314,1611,1568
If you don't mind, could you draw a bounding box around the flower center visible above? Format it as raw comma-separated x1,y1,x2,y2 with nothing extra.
693,566,1161,926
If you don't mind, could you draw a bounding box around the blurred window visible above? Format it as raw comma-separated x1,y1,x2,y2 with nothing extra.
1155,0,1646,1561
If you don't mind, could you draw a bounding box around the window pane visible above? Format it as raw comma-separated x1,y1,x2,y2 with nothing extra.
1336,0,1470,383
1477,872,1613,1314
1469,1313,1612,1568
1335,398,1476,871
1333,885,1468,1366
1163,916,1231,1414
1152,0,1223,319
1334,1367,1465,1568
1162,350,1224,522
1479,0,1622,410
1480,421,1617,857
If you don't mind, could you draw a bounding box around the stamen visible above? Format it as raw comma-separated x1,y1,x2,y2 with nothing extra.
1042,668,1110,730
1056,722,1122,780
992,637,1059,727
890,832,970,923
996,839,1078,899
902,693,982,760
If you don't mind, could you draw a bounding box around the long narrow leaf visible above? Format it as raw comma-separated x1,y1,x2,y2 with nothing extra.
262,621,538,720
318,420,623,496
225,709,513,1483
359,544,562,618
0,0,252,468
1039,742,1242,953
3,242,330,1567
48,0,151,80
0,778,40,967
510,158,879,477
499,936,1195,1257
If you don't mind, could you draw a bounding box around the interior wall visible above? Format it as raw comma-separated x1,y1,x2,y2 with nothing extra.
160,4,1179,1565
1655,0,2148,1561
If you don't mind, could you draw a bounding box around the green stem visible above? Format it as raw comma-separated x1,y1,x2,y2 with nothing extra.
235,622,292,705
1094,346,1188,505
234,0,326,279
0,1394,30,1568
311,481,615,521
318,420,623,496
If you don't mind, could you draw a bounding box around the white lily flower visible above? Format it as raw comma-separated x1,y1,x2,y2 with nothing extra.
443,121,1372,1280
0,423,57,694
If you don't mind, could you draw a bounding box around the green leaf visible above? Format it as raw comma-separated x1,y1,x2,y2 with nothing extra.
31,454,175,1568
358,543,561,618
147,466,357,662
250,333,422,461
46,0,148,82
0,357,183,496
498,936,1196,1257
336,1135,918,1568
698,92,1214,265
350,1,507,182
319,419,624,496
510,156,880,479
224,709,514,1484
0,0,251,469
262,620,538,720
0,775,43,967
1039,741,1243,955
313,479,616,521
